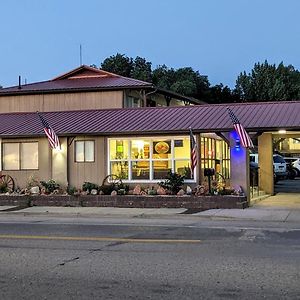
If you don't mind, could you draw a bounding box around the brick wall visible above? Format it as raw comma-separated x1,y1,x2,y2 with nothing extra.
0,195,248,209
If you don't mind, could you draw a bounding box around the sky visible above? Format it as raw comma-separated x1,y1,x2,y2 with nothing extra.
1,0,300,89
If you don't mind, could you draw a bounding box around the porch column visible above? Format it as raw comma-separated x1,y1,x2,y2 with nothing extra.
258,133,274,195
52,137,68,186
229,132,250,201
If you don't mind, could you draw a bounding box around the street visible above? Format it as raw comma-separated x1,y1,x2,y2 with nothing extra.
0,216,299,299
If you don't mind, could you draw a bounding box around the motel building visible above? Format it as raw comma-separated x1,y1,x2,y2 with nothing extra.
0,65,299,204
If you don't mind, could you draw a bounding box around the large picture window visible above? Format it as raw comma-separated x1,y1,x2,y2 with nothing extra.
2,142,38,170
108,137,194,182
75,141,95,162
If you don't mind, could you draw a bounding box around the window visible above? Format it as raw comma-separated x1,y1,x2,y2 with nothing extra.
2,142,38,170
200,136,230,179
75,141,95,162
125,96,143,108
108,137,194,181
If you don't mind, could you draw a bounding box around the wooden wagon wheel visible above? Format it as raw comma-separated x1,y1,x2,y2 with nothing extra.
0,174,15,192
102,174,123,188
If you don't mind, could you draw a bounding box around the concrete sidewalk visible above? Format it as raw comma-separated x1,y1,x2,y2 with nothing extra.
1,205,300,222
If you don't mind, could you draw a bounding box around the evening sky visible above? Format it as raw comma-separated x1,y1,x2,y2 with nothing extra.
0,0,299,88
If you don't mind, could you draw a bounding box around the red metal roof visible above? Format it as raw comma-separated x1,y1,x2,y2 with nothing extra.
0,65,152,95
0,101,299,137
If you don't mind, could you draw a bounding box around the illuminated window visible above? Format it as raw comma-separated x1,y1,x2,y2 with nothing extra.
75,141,95,162
3,142,38,170
200,136,230,180
108,137,194,181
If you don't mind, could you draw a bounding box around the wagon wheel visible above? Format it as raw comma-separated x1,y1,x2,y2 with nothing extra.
102,174,123,188
0,175,15,192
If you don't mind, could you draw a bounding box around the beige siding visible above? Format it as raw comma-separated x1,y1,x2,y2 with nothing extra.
0,91,123,113
68,136,106,188
1,138,51,188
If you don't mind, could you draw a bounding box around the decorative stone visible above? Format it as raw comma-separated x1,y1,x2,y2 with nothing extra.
186,186,192,195
81,190,88,196
140,190,147,195
177,189,185,196
52,189,59,195
30,186,40,194
157,186,166,195
111,190,117,196
195,185,205,196
40,187,47,195
99,190,104,195
90,189,98,195
133,185,142,195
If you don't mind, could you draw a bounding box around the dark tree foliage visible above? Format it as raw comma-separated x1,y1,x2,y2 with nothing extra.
131,56,152,82
98,53,241,103
101,53,133,77
208,84,240,104
235,60,300,102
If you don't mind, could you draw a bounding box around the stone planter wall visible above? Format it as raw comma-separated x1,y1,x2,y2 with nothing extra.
0,194,248,209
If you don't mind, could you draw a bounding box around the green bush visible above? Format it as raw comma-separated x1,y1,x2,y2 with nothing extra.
0,182,8,193
40,179,60,194
158,171,185,195
67,185,77,195
82,182,99,193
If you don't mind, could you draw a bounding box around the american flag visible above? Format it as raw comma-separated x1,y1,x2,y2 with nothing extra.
37,112,60,150
227,107,254,148
189,127,197,177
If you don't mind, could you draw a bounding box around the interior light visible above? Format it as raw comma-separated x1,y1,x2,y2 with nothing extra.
278,130,286,134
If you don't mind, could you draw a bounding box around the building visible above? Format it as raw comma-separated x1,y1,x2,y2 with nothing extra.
0,65,203,113
0,66,300,202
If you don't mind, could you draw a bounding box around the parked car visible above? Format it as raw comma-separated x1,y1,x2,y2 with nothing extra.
250,153,288,181
284,157,300,177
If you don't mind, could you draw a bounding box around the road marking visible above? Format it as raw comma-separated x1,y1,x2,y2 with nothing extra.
0,234,201,243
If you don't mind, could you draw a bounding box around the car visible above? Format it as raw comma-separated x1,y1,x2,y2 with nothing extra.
284,157,300,177
273,154,288,180
250,153,288,180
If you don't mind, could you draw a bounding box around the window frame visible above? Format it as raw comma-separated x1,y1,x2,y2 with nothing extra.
74,140,95,163
2,141,39,171
108,136,195,183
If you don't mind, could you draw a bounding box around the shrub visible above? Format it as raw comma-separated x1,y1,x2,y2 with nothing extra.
40,179,60,194
158,171,185,195
67,185,77,195
0,182,8,193
82,182,99,193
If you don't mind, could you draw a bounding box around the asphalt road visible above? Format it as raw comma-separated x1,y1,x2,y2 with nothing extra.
0,217,299,300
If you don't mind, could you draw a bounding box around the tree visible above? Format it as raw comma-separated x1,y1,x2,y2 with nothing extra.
101,53,133,77
235,60,300,101
131,56,152,82
208,84,240,104
152,65,210,100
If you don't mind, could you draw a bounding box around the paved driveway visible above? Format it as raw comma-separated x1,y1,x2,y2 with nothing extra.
255,178,300,209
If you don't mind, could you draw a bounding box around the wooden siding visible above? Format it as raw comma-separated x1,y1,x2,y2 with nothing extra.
0,91,123,113
1,138,51,188
68,136,106,188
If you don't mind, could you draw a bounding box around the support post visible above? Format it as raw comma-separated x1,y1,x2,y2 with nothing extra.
258,133,274,195
229,131,250,202
52,137,68,186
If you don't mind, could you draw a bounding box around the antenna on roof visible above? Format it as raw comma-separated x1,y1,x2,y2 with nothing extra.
79,44,83,66
18,75,21,89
